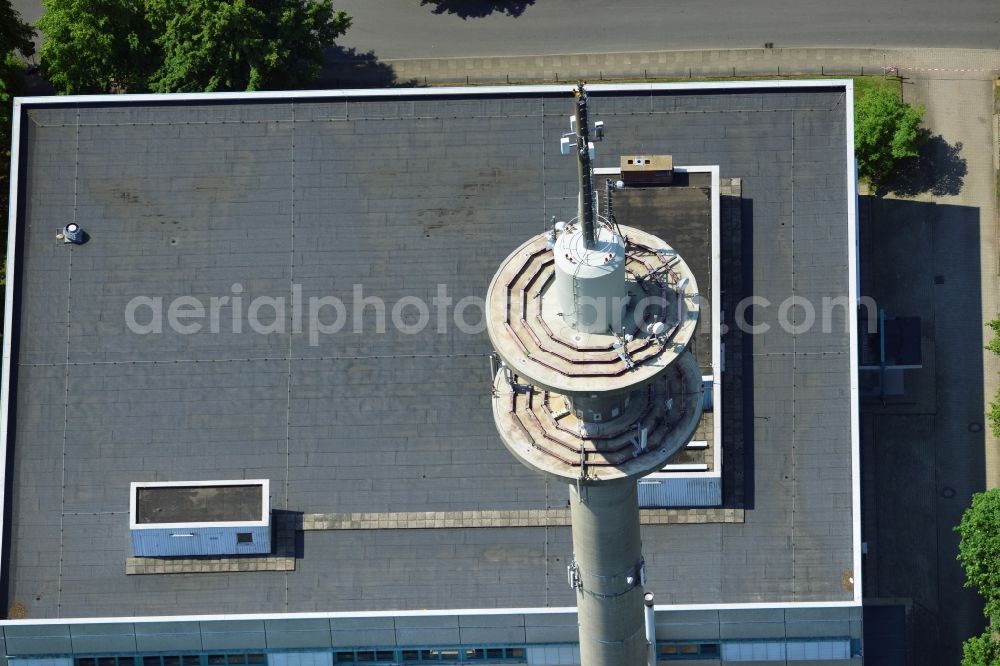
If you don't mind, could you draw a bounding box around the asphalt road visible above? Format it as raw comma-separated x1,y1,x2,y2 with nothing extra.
335,0,1000,59
12,0,1000,61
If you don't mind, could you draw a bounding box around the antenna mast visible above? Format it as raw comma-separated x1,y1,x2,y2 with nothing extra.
575,83,596,249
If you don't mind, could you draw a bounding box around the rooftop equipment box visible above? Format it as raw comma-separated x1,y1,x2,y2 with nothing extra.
130,480,271,557
620,154,674,186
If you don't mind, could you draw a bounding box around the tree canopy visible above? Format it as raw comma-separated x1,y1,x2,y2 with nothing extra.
963,629,1000,666
958,489,1000,619
1,0,35,59
988,316,1000,438
38,0,351,94
854,84,925,185
1,0,34,137
1,0,36,289
957,489,1000,663
980,317,1000,666
38,0,155,94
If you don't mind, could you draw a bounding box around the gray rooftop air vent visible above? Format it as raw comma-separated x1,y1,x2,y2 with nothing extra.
59,222,85,244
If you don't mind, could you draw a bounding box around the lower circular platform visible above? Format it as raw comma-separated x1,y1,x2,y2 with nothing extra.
491,351,704,484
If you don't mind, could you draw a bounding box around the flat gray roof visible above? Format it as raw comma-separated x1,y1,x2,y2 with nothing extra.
4,85,856,619
616,178,714,372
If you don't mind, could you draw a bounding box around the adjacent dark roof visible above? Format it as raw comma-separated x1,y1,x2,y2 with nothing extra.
5,86,855,619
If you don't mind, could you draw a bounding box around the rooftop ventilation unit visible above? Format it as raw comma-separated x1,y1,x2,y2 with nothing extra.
620,154,674,186
59,222,84,244
129,479,271,557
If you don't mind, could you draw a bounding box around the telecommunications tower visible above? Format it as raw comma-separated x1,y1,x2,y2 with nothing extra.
485,84,705,666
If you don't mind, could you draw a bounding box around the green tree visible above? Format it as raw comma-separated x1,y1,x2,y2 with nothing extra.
987,316,1000,438
147,0,350,92
963,629,1000,666
854,85,925,184
1,0,34,148
37,0,351,95
1,0,35,60
1,0,36,290
958,489,1000,622
1,52,28,263
38,0,156,94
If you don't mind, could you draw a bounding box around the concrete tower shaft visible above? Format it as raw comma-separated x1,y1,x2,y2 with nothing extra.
569,481,648,663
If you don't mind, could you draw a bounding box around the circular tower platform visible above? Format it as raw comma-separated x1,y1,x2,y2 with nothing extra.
487,220,705,484
486,222,701,396
491,351,703,484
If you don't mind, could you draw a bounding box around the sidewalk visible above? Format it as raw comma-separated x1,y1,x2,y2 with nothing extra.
896,74,999,660
382,47,1000,85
